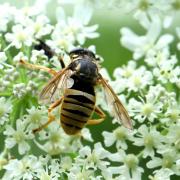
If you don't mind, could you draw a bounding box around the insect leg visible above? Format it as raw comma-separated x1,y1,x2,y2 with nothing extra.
58,56,65,69
34,39,54,59
33,97,64,133
35,39,66,69
19,59,57,76
86,106,106,125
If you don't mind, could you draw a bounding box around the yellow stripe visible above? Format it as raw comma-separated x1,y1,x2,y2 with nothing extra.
61,108,89,121
61,115,85,128
65,89,95,102
65,97,94,109
63,102,92,115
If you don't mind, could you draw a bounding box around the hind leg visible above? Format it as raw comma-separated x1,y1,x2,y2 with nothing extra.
33,97,64,133
86,106,106,125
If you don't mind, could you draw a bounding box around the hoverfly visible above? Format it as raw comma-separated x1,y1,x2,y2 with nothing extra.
20,42,132,135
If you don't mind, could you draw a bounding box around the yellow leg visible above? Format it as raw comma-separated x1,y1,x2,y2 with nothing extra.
86,106,106,125
19,59,57,76
33,97,64,133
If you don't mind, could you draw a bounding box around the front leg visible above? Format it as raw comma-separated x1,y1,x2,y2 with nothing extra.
35,39,66,69
19,59,57,76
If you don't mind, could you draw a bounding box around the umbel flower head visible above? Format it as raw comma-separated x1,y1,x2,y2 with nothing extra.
0,0,180,180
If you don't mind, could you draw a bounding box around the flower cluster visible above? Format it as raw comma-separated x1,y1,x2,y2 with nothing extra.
0,0,179,180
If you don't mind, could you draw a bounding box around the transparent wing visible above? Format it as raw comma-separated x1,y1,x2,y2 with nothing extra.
98,74,132,129
39,68,73,103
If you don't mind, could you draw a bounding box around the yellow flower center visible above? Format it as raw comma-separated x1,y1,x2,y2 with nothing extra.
16,32,26,42
133,77,141,86
34,23,42,33
162,155,173,168
142,103,153,116
13,131,25,143
124,154,138,170
169,109,179,121
114,128,126,140
139,0,149,10
123,69,132,78
144,134,154,148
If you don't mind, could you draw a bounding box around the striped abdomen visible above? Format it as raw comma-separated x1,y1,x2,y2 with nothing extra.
60,88,95,135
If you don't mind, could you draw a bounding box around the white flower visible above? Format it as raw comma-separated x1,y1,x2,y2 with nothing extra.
0,3,15,32
157,124,180,155
4,119,33,155
132,125,165,158
162,102,180,125
48,4,99,52
0,67,19,91
148,168,174,180
47,28,75,52
30,49,48,64
0,97,12,125
5,24,34,49
127,66,153,92
13,0,50,25
67,165,95,180
120,14,174,60
28,15,53,38
113,60,137,79
3,155,43,180
108,150,144,180
25,106,48,130
144,47,170,67
36,159,61,180
153,55,180,84
13,52,28,63
128,87,163,123
147,150,180,176
81,128,93,142
113,62,153,92
26,80,38,94
59,3,99,43
77,143,110,175
13,83,27,98
0,52,7,69
34,122,73,155
102,126,133,150
59,156,72,173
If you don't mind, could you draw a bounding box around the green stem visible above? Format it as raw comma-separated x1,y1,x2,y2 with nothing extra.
10,96,28,126
19,67,27,83
0,92,12,97
0,35,13,64
137,151,143,159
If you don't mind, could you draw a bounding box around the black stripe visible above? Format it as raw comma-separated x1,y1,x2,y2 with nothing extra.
63,100,94,110
67,95,94,104
63,108,89,117
61,121,82,130
61,113,87,123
